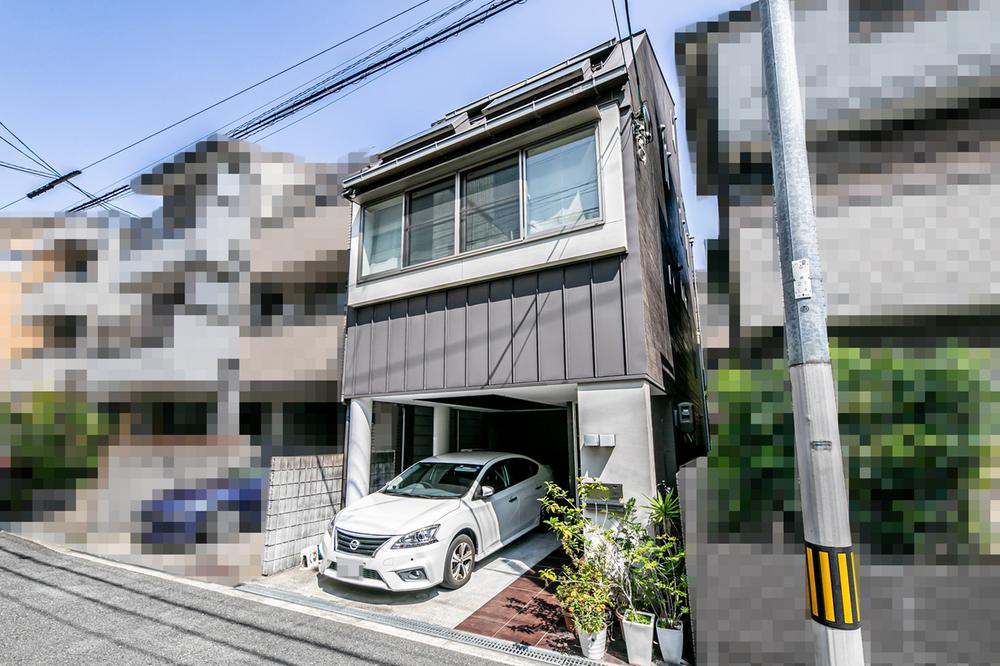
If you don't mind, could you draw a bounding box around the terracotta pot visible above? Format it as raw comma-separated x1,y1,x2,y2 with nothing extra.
562,608,576,635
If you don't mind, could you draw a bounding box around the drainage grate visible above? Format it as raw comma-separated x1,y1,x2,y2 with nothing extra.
237,582,601,666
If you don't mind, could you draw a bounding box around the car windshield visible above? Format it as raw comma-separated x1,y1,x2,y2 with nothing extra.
381,462,484,499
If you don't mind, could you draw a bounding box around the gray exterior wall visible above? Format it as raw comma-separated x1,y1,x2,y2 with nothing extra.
342,254,640,398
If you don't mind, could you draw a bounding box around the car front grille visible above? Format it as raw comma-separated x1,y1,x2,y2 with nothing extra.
335,529,392,557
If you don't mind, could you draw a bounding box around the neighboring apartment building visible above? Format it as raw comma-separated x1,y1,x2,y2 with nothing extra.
677,2,999,664
338,34,708,517
0,140,356,581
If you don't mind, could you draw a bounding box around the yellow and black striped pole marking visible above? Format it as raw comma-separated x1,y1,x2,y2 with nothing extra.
804,541,861,630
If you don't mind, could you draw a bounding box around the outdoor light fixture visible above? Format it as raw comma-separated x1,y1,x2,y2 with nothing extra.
391,524,439,549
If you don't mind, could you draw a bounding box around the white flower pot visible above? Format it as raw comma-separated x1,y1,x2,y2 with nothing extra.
656,622,684,665
575,623,608,660
621,611,655,666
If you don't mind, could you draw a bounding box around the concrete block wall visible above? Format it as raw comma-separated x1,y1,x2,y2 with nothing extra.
262,454,343,575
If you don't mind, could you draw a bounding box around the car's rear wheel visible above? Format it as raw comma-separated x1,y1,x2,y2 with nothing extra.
441,534,475,589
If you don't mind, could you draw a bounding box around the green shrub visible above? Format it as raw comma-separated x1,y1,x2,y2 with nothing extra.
708,343,998,560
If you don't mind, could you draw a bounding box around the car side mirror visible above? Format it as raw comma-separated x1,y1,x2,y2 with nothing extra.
478,485,495,499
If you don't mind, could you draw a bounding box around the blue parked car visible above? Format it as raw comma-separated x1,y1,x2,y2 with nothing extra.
138,476,263,553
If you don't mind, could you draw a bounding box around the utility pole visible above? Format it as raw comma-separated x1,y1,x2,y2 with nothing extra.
760,1,866,664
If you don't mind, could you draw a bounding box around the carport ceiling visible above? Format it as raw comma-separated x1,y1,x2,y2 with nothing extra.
423,395,564,412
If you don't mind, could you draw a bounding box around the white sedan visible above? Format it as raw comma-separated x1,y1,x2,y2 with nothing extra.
319,451,553,592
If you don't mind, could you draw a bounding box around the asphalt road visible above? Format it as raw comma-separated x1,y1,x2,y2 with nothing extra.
0,533,497,666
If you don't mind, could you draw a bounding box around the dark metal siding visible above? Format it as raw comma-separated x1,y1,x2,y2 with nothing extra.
343,255,636,398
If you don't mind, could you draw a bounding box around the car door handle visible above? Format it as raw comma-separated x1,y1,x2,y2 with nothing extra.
534,485,543,490
508,496,518,503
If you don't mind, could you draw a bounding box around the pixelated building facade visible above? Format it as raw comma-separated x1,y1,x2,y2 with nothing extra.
0,140,362,580
677,2,999,665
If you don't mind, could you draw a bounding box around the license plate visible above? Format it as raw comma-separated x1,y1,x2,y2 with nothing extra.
338,560,361,580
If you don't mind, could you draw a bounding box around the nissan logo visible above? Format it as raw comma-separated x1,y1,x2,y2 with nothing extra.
348,539,360,551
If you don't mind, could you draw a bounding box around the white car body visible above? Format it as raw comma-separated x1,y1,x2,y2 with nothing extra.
319,451,553,592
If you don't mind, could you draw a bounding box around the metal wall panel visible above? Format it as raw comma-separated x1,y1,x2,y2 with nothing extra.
511,273,539,384
423,293,446,390
488,279,513,385
591,256,626,376
353,307,372,395
444,288,467,388
536,267,566,382
369,304,390,394
343,256,640,398
563,262,595,379
466,283,490,386
387,301,407,392
405,295,426,391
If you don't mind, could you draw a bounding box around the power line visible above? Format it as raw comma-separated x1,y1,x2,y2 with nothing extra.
62,0,477,213
230,0,527,140
75,0,435,173
0,133,52,173
0,160,52,178
231,0,479,140
64,0,498,211
0,119,59,174
0,120,134,215
253,61,409,144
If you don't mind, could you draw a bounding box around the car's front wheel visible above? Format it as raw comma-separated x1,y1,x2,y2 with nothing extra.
441,534,475,589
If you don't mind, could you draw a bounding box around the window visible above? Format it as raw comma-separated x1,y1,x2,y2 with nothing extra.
481,461,513,493
406,180,454,266
525,130,600,235
507,458,539,486
359,125,602,277
151,402,212,436
461,157,520,251
361,196,403,275
42,315,85,351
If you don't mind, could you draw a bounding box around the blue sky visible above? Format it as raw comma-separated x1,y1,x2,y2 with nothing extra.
0,0,746,266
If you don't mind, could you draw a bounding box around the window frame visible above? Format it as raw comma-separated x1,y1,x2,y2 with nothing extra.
403,176,457,269
359,194,405,278
523,127,604,238
458,152,524,254
357,122,603,283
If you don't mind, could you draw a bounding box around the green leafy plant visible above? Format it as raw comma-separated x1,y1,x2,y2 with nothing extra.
539,479,622,633
709,343,998,560
624,609,652,624
539,480,691,633
0,392,113,520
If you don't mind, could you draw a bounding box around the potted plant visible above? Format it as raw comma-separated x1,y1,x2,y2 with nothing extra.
541,559,613,659
539,480,621,659
644,489,689,665
610,498,661,666
620,608,655,665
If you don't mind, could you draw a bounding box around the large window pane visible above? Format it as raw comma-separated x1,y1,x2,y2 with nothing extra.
406,181,455,266
362,197,402,276
525,130,600,235
461,157,521,252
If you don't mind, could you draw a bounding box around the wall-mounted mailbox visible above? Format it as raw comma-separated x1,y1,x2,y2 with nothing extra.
583,433,616,447
587,482,624,503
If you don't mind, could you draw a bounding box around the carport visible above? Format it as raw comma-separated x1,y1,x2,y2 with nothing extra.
246,386,619,662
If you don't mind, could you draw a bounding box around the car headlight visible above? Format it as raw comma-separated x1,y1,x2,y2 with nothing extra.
391,524,439,549
326,517,336,536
